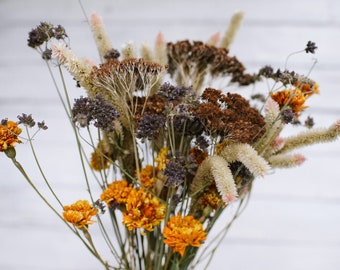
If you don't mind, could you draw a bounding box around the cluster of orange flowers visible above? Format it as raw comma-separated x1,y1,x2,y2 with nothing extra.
63,180,206,255
62,145,209,256
100,180,166,232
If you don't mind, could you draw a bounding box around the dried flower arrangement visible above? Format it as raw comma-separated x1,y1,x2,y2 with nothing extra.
1,7,339,270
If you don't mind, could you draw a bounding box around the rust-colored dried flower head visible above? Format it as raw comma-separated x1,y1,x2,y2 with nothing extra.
163,214,207,256
192,88,266,143
63,200,98,229
0,120,22,152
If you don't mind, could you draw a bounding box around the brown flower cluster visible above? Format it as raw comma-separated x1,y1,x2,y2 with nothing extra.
167,40,257,87
192,88,266,143
131,94,167,121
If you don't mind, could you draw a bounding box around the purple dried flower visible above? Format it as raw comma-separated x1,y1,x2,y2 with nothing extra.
281,108,295,124
173,111,204,136
104,49,120,60
37,121,48,130
72,96,92,127
195,135,210,150
27,22,53,48
136,113,166,141
17,113,35,127
53,25,68,40
28,22,68,48
304,116,314,128
305,41,317,54
1,118,8,125
164,158,186,187
91,96,120,131
258,65,274,77
72,95,120,132
158,82,194,102
42,48,52,60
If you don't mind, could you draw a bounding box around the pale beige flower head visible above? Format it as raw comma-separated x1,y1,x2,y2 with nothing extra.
264,97,281,125
154,32,167,65
90,12,113,60
220,11,244,48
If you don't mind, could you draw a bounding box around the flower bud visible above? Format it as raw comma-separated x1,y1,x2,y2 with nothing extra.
5,148,16,159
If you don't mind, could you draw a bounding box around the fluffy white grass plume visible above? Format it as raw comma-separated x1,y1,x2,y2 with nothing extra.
220,143,270,177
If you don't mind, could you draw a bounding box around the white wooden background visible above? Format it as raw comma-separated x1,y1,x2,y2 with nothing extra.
1,0,340,269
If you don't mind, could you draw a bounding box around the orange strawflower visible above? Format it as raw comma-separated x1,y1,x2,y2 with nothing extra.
100,180,133,207
270,89,307,115
163,214,207,256
200,186,225,210
137,165,158,188
0,121,22,152
123,188,165,231
90,140,112,171
294,79,319,97
155,147,170,170
63,200,98,229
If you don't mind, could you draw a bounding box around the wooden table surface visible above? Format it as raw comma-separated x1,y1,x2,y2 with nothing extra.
0,0,339,269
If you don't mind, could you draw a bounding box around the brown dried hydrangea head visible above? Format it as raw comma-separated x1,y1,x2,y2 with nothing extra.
192,88,266,143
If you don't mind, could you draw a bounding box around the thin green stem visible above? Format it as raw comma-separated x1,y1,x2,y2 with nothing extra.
11,158,100,261
25,126,63,207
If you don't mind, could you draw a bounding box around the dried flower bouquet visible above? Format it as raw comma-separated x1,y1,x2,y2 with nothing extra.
1,8,339,270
